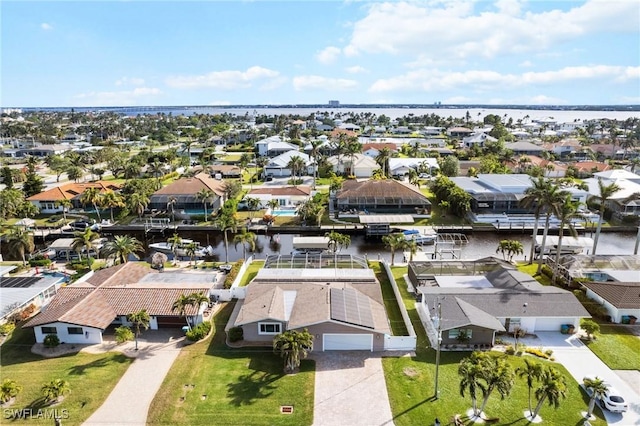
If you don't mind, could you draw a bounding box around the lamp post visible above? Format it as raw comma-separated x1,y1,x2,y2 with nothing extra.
434,301,443,399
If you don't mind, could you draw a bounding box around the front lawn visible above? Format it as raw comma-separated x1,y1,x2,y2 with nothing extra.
148,302,315,425
584,324,640,370
0,326,133,426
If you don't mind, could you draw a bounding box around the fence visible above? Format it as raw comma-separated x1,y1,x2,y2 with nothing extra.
381,260,417,351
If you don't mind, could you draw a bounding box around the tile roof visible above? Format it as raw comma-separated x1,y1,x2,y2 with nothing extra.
27,181,122,201
249,186,311,196
572,162,611,173
153,173,225,196
361,143,398,152
98,287,208,316
336,179,429,202
85,262,156,288
582,281,640,309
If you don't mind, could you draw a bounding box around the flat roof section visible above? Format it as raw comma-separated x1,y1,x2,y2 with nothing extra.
434,275,494,289
359,214,414,224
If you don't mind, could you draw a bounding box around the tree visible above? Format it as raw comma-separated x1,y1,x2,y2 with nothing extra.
517,359,543,415
520,177,551,264
476,355,515,417
529,366,567,421
172,293,194,330
273,328,314,373
458,352,485,418
196,188,215,222
401,238,419,262
438,156,459,177
382,233,405,266
114,326,134,344
127,192,150,219
0,379,22,405
6,227,34,266
41,379,70,404
0,189,25,220
22,158,44,198
184,241,198,265
166,195,177,223
583,376,608,419
375,147,392,177
1,166,14,189
244,197,261,220
580,318,600,340
71,228,100,261
100,235,143,264
591,178,621,255
552,194,584,285
127,309,151,350
168,233,183,264
234,228,257,259
79,187,103,222
215,208,239,264
54,198,73,222
536,183,569,274
100,190,125,223
286,155,306,185
325,231,350,253
309,139,323,188
496,240,524,262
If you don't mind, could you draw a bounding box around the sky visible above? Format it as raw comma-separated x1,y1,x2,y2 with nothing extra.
1,0,639,107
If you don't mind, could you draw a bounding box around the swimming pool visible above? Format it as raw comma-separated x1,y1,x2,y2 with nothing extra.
271,210,298,217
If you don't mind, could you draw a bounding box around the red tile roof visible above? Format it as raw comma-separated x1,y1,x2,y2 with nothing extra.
572,161,611,173
86,262,156,288
249,186,311,196
27,181,122,202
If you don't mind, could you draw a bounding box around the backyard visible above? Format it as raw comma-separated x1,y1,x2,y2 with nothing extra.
0,326,132,426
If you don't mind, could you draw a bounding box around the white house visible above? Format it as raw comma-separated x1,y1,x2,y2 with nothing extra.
255,136,299,157
263,150,313,177
327,153,380,178
388,158,439,177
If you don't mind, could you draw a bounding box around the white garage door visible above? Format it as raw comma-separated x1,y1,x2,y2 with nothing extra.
534,318,568,332
323,334,373,351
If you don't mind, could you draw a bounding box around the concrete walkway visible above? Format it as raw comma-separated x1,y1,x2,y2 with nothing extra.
311,352,394,426
83,331,184,426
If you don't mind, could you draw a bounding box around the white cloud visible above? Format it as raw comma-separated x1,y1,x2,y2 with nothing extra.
519,60,533,68
115,77,145,87
316,46,341,65
336,1,639,62
345,65,368,74
41,23,53,30
73,87,161,106
165,66,281,90
292,75,358,91
369,65,640,93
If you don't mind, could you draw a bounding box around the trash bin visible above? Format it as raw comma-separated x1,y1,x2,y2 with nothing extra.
560,324,570,334
621,316,630,324
629,316,637,325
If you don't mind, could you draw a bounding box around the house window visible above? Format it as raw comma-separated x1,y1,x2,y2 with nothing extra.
42,326,57,334
258,322,281,335
448,329,473,339
67,327,83,335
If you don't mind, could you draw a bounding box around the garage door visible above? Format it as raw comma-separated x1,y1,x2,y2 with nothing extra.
534,318,567,332
323,334,373,351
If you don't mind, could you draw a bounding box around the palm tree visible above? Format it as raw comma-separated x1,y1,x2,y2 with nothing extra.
196,188,215,222
172,293,195,330
273,328,314,373
517,359,543,415
309,139,323,189
325,231,351,253
234,228,257,259
591,178,621,255
127,192,150,219
529,366,567,421
552,194,584,285
71,228,100,261
100,235,143,264
215,209,239,264
6,227,34,266
382,233,405,266
127,309,151,351
286,155,306,186
375,147,392,177
536,183,568,274
401,238,419,262
583,376,608,419
166,195,177,223
0,379,22,405
245,197,261,220
54,198,73,223
345,138,361,176
458,352,485,418
79,187,103,222
496,240,524,262
267,199,280,210
184,241,198,265
41,379,70,404
168,233,183,264
100,190,125,223
476,355,515,418
520,177,551,264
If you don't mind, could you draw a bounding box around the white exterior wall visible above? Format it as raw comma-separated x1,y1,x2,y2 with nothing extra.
583,288,639,323
34,322,103,344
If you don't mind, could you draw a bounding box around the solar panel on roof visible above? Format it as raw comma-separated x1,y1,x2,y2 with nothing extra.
0,277,42,288
330,288,375,329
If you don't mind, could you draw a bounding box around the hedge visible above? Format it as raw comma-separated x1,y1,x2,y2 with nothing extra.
223,260,244,289
186,321,212,342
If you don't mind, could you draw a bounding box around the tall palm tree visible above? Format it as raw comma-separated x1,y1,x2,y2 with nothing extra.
591,178,621,255
215,209,239,264
184,241,198,265
100,190,125,223
166,195,178,223
54,198,73,223
273,328,314,373
458,352,485,418
6,227,35,266
309,139,323,189
234,228,257,259
401,238,419,262
100,235,143,264
127,309,151,351
168,233,183,264
583,376,609,419
196,188,215,222
530,366,567,420
476,355,515,417
172,293,195,330
286,155,306,186
536,183,568,274
325,231,351,253
127,192,150,219
375,147,392,177
382,233,405,266
345,138,361,176
0,379,22,405
520,177,551,264
41,379,70,404
517,359,543,415
71,228,100,261
552,194,584,285
79,187,103,222
245,197,261,220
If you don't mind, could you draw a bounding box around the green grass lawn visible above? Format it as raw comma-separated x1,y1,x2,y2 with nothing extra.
584,324,640,370
0,326,133,426
148,302,315,426
238,260,265,286
516,262,552,286
383,265,606,426
371,262,409,336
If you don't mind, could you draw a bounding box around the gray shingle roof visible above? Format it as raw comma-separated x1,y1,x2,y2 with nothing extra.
582,281,640,309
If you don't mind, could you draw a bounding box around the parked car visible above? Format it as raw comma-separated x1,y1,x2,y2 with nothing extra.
583,376,628,413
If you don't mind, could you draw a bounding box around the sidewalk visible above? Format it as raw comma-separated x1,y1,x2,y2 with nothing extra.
83,330,184,426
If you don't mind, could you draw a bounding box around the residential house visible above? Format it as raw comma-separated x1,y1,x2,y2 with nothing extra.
462,133,497,149
543,138,582,158
255,136,299,157
27,181,123,214
361,143,398,158
334,179,431,214
582,281,639,324
24,263,213,344
507,155,567,178
263,151,313,178
149,172,226,213
446,127,473,138
412,257,590,347
246,186,311,208
327,153,380,178
583,169,640,217
17,144,72,158
388,158,439,178
505,141,546,156
570,161,611,178
208,164,242,179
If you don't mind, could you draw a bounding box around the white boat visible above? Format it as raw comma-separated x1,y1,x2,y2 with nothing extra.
149,239,214,258
291,236,331,255
534,235,593,258
402,229,437,245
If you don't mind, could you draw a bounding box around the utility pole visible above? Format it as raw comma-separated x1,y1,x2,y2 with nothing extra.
434,301,442,399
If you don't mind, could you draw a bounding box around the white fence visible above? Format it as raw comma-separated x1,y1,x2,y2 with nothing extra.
384,334,417,351
381,260,417,351
210,256,253,301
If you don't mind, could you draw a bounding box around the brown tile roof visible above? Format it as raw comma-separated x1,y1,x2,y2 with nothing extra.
249,186,311,196
361,143,398,152
330,129,358,140
507,155,567,171
153,173,225,197
572,161,611,173
336,179,429,202
582,281,640,309
98,288,208,316
27,181,122,201
86,262,156,288
209,165,241,175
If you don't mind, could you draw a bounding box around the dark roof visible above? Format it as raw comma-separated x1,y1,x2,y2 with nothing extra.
153,173,225,197
0,277,41,288
249,186,311,196
336,180,430,205
582,281,640,309
330,287,375,329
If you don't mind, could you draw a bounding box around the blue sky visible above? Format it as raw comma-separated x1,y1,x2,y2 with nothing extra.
2,0,639,107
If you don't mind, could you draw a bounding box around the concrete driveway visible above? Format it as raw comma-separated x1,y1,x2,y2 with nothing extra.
533,332,640,425
311,352,394,426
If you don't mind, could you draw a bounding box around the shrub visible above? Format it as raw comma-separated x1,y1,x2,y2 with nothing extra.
505,345,516,355
29,256,53,267
223,260,244,289
19,304,37,320
114,326,134,344
524,347,552,360
228,326,243,342
186,321,212,342
44,334,60,348
0,322,16,336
